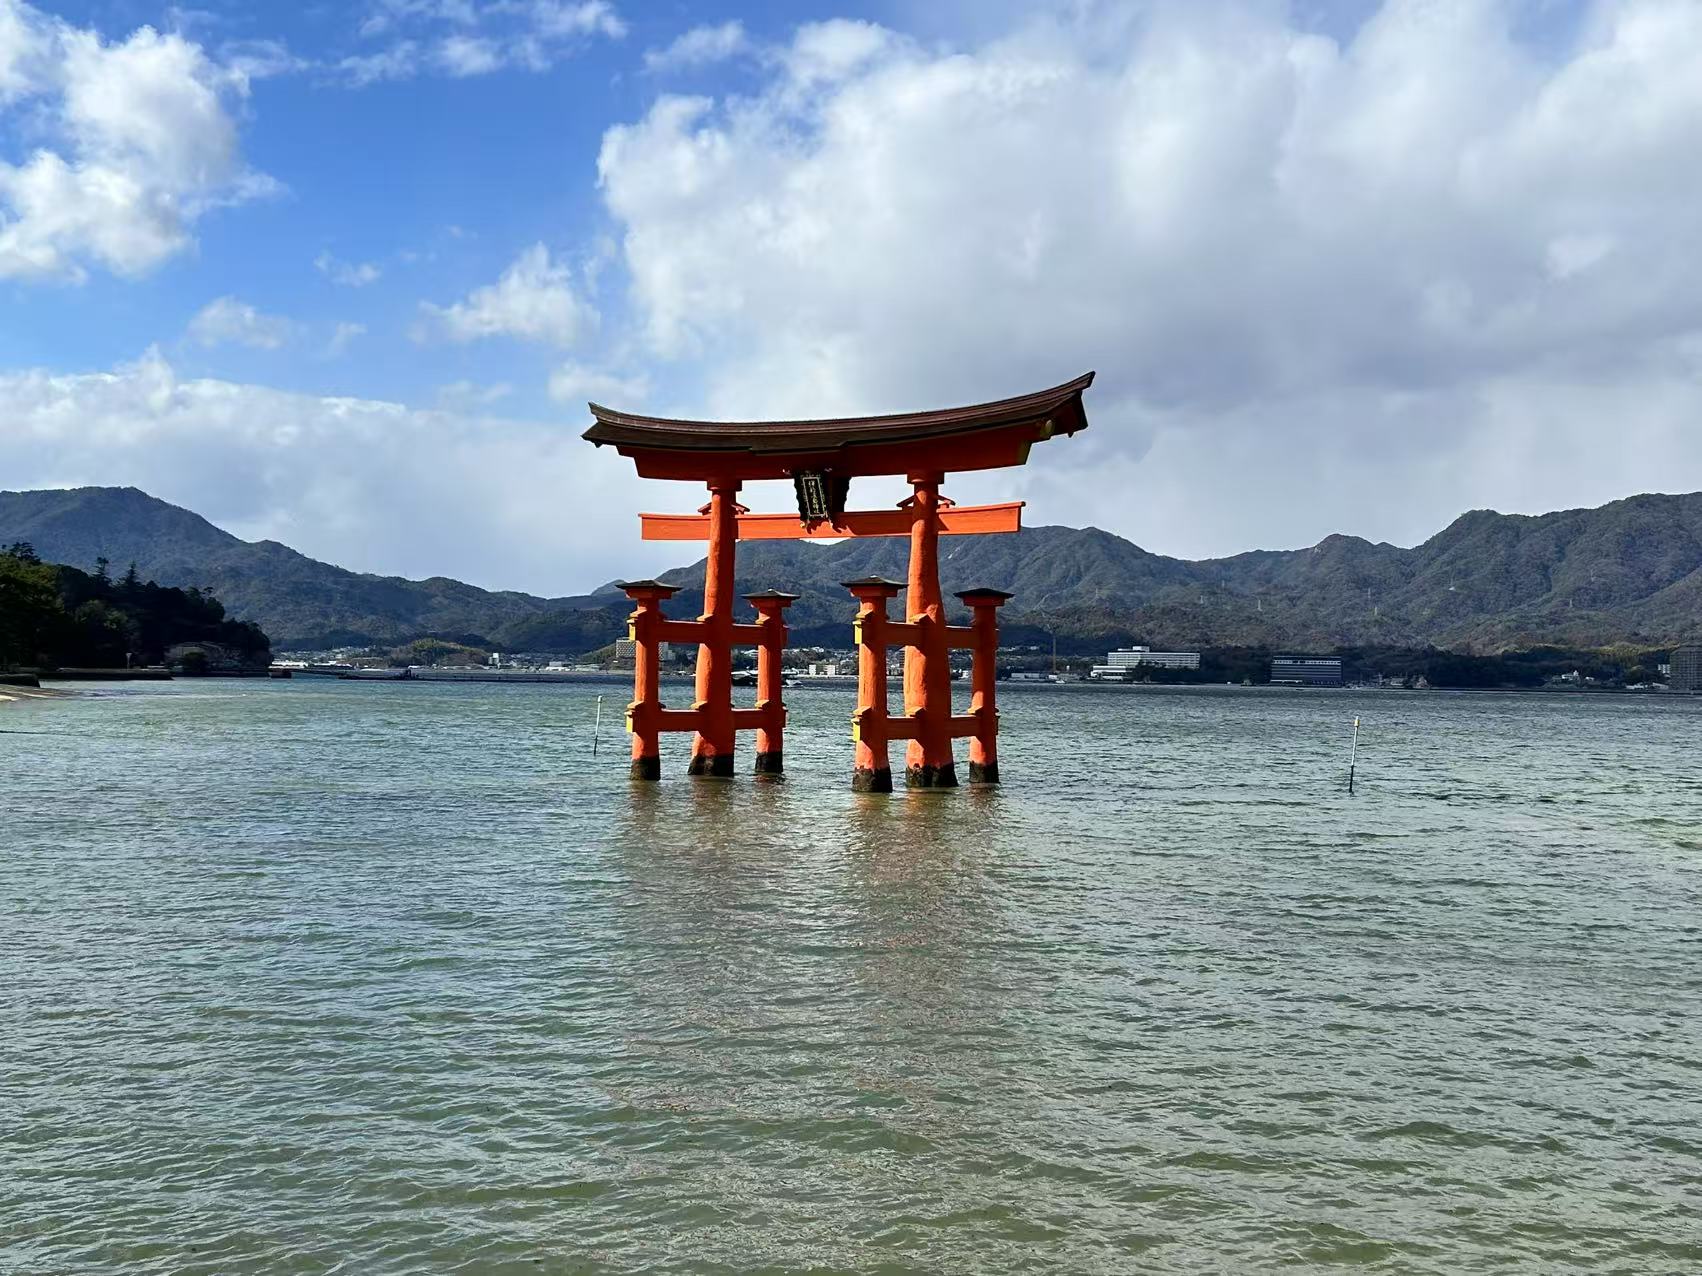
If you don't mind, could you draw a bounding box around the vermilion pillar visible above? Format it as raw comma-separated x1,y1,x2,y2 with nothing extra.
956,588,1011,784
745,589,797,775
903,474,956,788
689,480,741,777
845,576,902,793
619,580,680,781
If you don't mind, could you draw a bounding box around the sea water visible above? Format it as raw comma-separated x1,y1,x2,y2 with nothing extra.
3,680,1699,1273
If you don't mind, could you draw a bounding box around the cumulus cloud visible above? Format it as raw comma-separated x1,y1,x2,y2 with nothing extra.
315,250,382,287
415,243,594,347
643,20,748,73
325,321,367,357
0,1,270,282
595,1,1702,557
1,349,660,593
341,0,623,83
437,378,513,410
547,360,649,405
780,18,895,89
525,0,624,40
218,37,305,80
436,32,501,75
0,0,48,101
337,39,421,86
186,296,295,349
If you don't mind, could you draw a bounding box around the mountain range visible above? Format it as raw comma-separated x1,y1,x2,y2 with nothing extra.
2,485,1699,654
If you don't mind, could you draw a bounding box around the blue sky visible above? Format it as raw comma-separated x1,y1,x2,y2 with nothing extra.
9,1,804,407
5,0,1699,595
8,0,1401,409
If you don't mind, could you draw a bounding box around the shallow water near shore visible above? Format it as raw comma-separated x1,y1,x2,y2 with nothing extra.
3,678,1700,1274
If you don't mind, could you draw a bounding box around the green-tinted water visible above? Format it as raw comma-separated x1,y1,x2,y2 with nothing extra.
3,679,1699,1273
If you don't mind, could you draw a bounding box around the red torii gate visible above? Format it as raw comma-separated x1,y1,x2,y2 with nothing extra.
582,372,1093,789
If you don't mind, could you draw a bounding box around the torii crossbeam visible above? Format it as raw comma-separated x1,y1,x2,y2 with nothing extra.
583,372,1093,788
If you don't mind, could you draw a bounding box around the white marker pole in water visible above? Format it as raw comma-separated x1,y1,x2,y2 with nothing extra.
1348,716,1360,795
593,695,604,757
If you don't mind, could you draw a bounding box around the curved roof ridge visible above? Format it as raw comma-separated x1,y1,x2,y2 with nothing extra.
583,371,1094,455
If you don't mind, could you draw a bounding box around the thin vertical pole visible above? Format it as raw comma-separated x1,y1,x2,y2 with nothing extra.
593,694,603,756
1348,716,1359,794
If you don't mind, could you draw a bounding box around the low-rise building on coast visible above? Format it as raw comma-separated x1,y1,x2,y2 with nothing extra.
1089,646,1201,678
1270,655,1344,687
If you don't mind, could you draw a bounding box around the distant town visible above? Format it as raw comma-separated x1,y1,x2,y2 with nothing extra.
271,639,1702,693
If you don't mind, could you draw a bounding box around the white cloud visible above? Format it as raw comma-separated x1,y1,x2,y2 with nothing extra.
1,349,659,594
436,32,500,75
325,322,367,357
186,296,295,349
342,0,623,83
547,361,648,405
0,0,49,102
0,2,269,282
416,243,594,347
219,37,304,80
524,1,624,40
337,40,421,86
359,0,483,38
315,250,382,287
782,18,894,89
595,2,1702,558
644,20,747,73
437,378,513,410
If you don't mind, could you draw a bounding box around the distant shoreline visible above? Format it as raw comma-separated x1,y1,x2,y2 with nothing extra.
6,674,1692,703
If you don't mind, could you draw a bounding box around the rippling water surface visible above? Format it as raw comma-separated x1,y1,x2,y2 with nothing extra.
4,679,1700,1273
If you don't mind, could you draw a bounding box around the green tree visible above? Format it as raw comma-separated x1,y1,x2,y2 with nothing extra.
0,552,65,669
0,548,270,670
69,600,137,667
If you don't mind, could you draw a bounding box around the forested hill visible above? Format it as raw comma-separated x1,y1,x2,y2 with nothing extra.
643,493,1702,652
0,486,623,651
0,545,270,670
3,486,1701,654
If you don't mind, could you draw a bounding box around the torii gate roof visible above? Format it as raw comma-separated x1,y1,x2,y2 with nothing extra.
583,371,1093,481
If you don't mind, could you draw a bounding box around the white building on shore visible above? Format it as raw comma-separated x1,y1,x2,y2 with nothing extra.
1090,646,1200,678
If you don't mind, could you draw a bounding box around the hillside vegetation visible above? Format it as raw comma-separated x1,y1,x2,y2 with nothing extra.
0,544,270,670
4,486,1701,655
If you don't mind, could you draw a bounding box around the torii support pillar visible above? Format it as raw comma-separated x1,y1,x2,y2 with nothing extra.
688,480,741,778
618,577,797,779
747,589,799,776
956,588,1012,784
903,473,957,788
845,577,903,793
619,579,679,781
